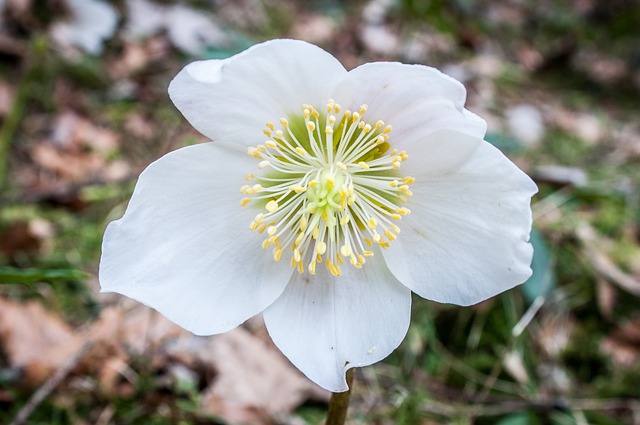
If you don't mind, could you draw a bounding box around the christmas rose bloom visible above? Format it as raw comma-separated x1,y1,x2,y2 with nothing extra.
99,39,537,392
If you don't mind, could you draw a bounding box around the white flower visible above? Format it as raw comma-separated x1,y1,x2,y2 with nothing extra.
50,0,118,55
99,39,537,392
124,0,228,56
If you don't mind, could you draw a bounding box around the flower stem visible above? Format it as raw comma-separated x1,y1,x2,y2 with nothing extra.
324,368,355,425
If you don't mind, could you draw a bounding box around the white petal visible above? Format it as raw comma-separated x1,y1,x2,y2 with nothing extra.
100,142,294,335
125,0,165,39
166,5,228,55
263,255,411,392
383,130,537,305
346,62,486,148
168,39,348,146
51,0,118,55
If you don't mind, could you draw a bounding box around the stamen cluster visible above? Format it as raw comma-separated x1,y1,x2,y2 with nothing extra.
241,100,414,276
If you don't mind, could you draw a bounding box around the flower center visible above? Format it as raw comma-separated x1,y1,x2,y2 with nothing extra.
241,100,413,277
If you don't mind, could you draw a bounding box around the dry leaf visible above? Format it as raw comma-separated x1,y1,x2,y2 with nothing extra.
291,14,336,44
0,221,43,261
0,299,121,386
0,298,75,368
31,143,105,181
198,327,321,424
51,111,119,153
602,319,640,367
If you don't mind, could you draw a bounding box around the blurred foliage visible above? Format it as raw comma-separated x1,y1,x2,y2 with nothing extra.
0,0,639,424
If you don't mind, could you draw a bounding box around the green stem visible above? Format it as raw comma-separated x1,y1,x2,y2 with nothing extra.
325,368,354,425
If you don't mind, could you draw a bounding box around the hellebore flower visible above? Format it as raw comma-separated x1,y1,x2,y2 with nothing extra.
99,39,537,392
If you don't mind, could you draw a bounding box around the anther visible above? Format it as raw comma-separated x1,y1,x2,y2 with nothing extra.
265,200,279,213
265,140,278,149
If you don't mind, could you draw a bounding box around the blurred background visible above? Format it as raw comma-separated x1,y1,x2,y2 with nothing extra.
0,0,639,424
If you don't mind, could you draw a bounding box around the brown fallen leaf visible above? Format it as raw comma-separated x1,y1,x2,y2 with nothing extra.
1,294,323,420
0,298,123,386
0,220,43,262
51,111,120,153
602,319,640,367
31,143,105,181
197,327,324,424
0,298,75,369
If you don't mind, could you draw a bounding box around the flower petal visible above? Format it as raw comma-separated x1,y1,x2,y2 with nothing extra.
263,254,411,392
345,62,486,148
99,142,294,335
382,130,537,305
168,39,348,146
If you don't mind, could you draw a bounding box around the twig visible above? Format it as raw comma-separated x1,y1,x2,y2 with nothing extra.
576,223,640,296
419,397,640,419
8,341,93,425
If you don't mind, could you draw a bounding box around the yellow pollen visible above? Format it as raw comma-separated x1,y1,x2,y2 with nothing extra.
316,240,327,255
357,161,370,170
265,200,278,213
241,197,251,206
368,217,378,229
